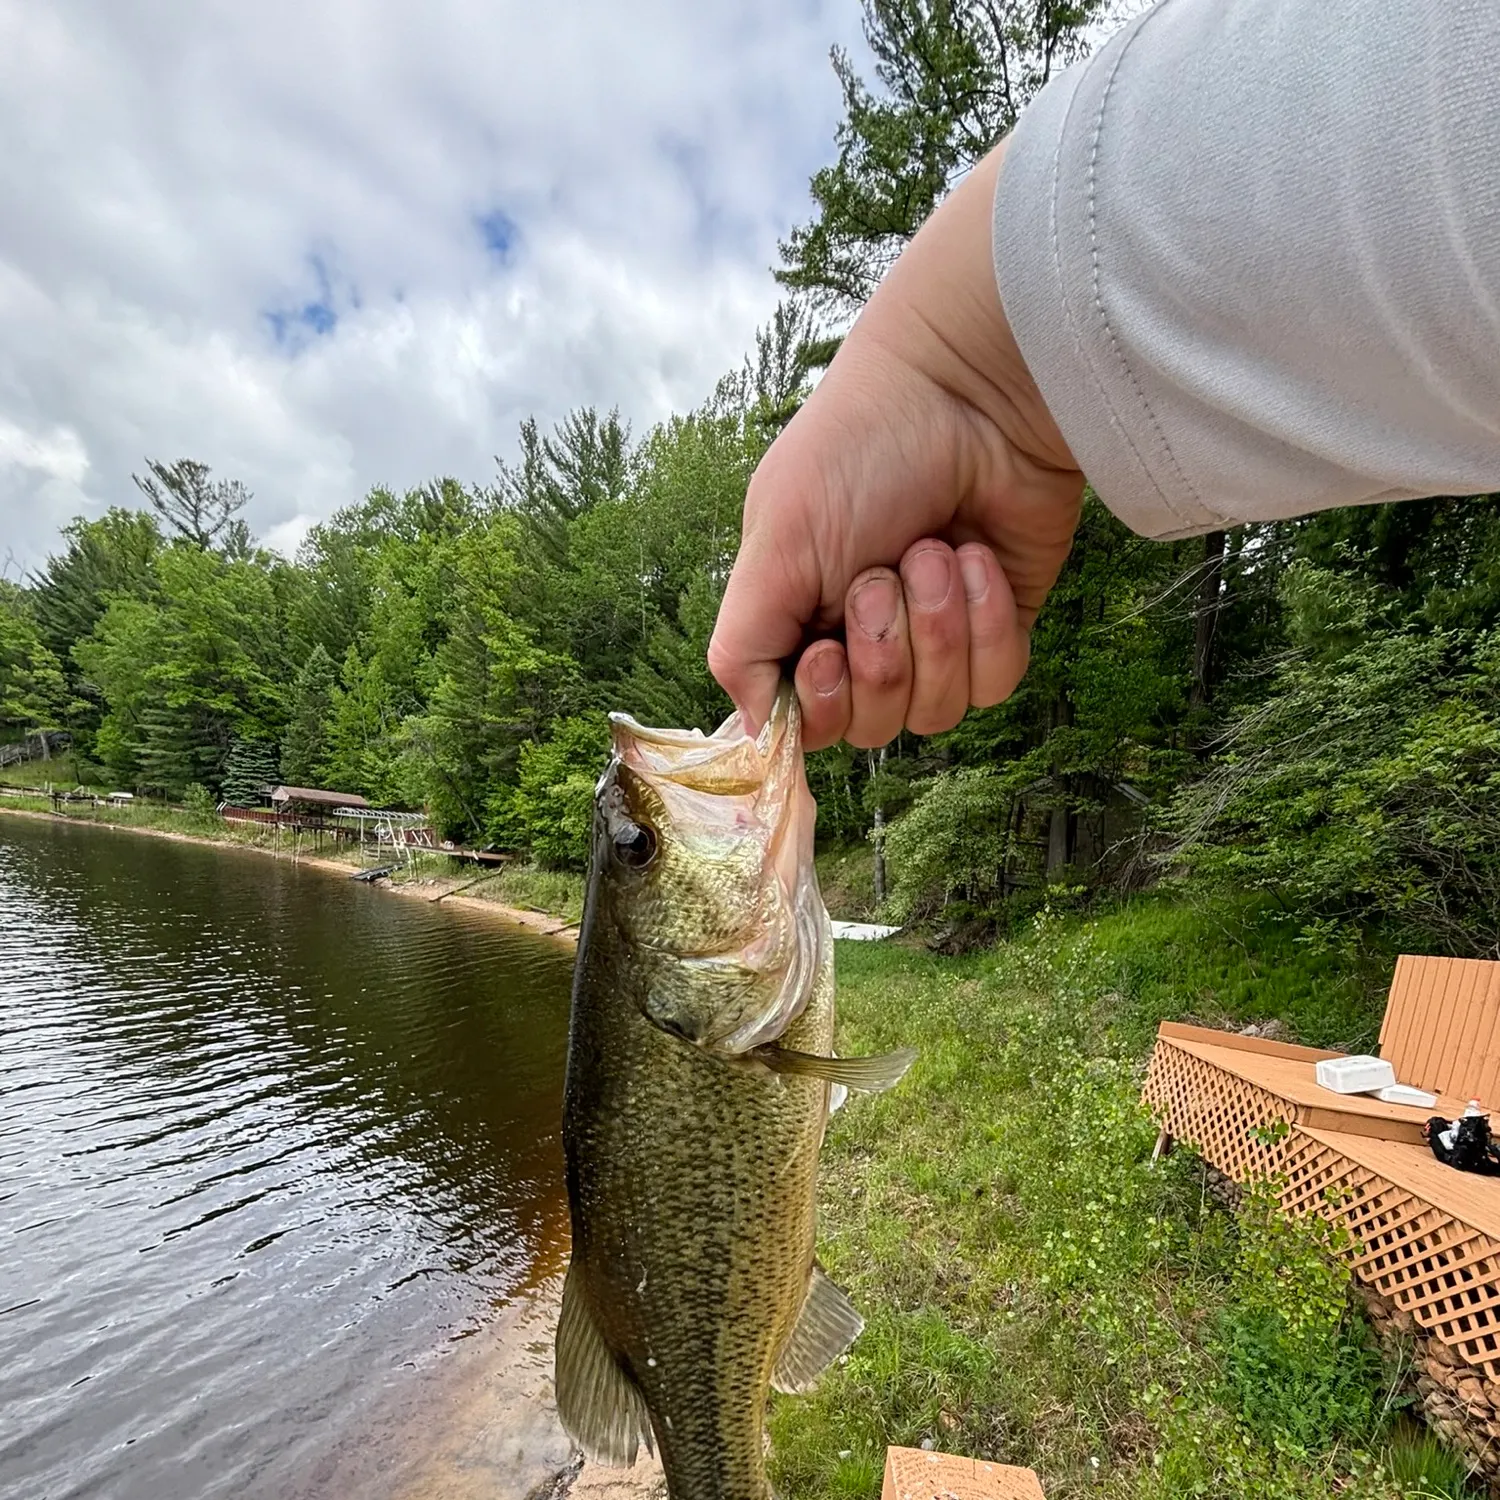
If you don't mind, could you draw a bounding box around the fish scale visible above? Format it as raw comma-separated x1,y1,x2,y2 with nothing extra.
565,909,833,1500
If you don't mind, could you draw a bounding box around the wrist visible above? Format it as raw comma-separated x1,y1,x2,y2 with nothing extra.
854,140,1079,482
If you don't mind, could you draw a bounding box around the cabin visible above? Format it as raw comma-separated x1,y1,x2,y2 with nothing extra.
268,786,370,813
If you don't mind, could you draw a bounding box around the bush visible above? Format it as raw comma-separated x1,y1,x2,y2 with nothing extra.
881,767,1018,921
1212,1183,1382,1454
181,782,218,825
1170,563,1500,957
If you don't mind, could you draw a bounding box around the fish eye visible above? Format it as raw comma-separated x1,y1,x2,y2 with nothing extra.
612,821,657,870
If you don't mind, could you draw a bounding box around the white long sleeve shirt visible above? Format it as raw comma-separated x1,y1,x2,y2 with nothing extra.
993,0,1500,539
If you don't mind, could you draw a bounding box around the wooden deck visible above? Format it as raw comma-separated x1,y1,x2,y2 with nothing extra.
1153,1022,1469,1145
1142,957,1500,1383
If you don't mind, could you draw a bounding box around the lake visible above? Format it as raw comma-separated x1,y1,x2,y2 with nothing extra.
0,815,576,1500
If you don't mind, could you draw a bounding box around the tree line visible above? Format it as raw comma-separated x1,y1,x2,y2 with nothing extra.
3,0,1498,957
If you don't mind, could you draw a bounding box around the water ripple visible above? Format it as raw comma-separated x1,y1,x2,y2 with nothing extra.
0,819,574,1500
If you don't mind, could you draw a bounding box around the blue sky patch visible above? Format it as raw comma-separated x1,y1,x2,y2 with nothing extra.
264,253,344,349
476,208,519,263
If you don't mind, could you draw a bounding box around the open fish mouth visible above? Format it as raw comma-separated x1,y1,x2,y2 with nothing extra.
607,683,800,794
600,686,828,1054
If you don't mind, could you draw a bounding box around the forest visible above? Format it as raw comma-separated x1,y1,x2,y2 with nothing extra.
3,0,1499,961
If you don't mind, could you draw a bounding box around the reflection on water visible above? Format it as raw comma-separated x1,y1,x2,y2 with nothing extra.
0,817,574,1500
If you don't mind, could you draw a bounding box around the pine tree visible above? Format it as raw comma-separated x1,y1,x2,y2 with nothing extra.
779,0,1110,316
279,644,336,786
220,738,281,805
132,459,250,551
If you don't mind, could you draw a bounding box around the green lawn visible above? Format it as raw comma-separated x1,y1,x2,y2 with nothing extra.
770,898,1475,1500
0,753,109,793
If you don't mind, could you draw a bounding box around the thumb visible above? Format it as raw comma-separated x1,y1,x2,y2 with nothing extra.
709,530,815,734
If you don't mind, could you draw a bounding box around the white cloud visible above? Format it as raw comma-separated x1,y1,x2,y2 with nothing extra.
0,418,90,485
0,0,866,570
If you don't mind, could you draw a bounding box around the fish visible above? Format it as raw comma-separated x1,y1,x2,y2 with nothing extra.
555,685,915,1500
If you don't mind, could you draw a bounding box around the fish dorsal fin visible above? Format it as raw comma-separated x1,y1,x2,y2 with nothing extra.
752,1044,917,1092
772,1263,864,1395
555,1263,654,1466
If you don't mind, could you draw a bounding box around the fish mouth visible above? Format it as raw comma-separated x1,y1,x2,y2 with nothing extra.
602,685,827,1053
607,683,797,793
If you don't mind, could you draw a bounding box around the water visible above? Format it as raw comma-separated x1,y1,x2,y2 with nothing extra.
0,816,576,1500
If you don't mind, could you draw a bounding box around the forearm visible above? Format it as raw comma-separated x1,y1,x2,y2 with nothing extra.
995,0,1500,539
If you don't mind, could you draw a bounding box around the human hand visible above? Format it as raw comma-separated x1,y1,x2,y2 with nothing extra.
708,141,1085,750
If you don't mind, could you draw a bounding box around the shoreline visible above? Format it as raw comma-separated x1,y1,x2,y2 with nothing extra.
0,803,580,945
290,1277,663,1500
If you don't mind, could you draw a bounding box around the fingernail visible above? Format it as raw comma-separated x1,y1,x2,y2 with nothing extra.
903,548,951,611
851,576,899,639
806,648,846,697
959,551,990,602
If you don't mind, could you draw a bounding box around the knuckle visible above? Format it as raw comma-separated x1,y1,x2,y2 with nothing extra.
705,635,734,683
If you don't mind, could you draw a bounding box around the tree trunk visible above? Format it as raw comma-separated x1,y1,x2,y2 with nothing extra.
1045,695,1074,880
870,745,887,907
1046,805,1068,877
1191,530,1228,708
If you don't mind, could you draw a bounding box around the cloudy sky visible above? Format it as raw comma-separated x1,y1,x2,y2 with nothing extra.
0,0,868,575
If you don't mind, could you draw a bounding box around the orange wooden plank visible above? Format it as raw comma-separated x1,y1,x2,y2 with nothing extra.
1402,956,1446,1092
883,1449,1045,1500
1439,962,1485,1100
1378,954,1420,1078
1474,964,1500,1105
1301,1127,1500,1243
1156,1020,1339,1063
1421,960,1466,1095
1162,1035,1470,1137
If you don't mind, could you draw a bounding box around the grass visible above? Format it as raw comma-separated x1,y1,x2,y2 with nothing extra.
767,896,1465,1500
484,864,586,924
1381,1420,1483,1499
1074,890,1392,1053
393,860,587,925
0,753,110,792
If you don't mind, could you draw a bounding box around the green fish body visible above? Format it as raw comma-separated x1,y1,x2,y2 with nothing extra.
555,691,911,1500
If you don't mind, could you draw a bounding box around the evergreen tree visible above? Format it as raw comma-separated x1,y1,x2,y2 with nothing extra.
498,408,630,562
132,459,250,551
220,738,281,805
779,0,1110,315
279,644,337,786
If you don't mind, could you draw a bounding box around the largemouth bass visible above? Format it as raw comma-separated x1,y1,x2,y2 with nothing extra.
555,687,913,1500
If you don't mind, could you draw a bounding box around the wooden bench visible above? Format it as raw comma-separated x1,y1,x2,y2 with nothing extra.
1143,956,1500,1381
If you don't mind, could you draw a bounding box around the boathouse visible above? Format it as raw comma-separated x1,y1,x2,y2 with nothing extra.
268,786,370,813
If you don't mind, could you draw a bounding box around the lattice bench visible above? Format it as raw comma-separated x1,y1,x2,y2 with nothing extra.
1142,957,1500,1473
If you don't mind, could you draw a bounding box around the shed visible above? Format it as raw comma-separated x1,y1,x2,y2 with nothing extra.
269,785,370,812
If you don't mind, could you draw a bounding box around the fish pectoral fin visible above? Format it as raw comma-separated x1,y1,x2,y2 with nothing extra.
751,1044,917,1093
772,1263,865,1395
555,1262,654,1467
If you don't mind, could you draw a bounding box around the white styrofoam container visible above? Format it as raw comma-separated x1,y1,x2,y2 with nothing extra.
1315,1055,1396,1094
1374,1083,1439,1109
